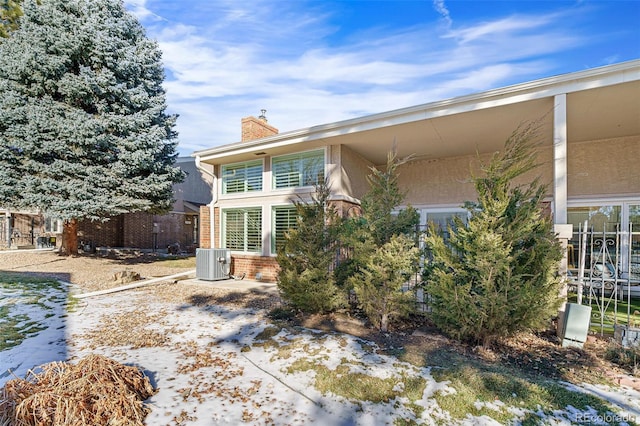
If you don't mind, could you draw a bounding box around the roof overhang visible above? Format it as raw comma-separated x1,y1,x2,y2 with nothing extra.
183,201,204,214
193,60,640,166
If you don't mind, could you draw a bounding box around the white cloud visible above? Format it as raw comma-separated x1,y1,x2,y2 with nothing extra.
445,12,566,44
432,0,452,28
124,0,164,22
127,1,596,155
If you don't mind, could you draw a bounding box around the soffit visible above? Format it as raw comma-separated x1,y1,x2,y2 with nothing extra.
567,80,640,142
328,97,555,165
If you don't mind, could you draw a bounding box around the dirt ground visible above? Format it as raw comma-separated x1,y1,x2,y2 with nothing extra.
2,249,638,391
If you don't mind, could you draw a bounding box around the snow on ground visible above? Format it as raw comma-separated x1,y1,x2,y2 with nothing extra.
2,282,640,425
0,279,70,382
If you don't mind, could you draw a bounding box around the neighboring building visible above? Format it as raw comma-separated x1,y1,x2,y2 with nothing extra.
193,60,640,282
1,157,212,252
77,157,212,252
0,208,55,249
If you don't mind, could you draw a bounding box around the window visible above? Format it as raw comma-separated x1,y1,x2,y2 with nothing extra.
272,205,298,254
45,217,62,233
566,203,639,277
630,205,640,279
221,160,262,194
421,210,468,241
272,150,324,189
567,205,621,233
222,208,262,252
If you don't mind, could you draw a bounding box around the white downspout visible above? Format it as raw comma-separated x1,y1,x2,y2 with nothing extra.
195,156,217,248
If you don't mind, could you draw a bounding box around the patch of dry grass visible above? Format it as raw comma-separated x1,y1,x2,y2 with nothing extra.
77,308,175,349
0,354,155,426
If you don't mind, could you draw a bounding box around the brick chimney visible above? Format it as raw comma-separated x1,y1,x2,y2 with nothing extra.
241,109,278,142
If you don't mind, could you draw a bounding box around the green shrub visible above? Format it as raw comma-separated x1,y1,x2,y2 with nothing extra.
342,149,420,331
424,122,564,346
605,343,639,375
349,234,419,331
276,181,345,313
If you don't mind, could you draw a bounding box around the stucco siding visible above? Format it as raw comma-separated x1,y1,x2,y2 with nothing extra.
398,146,556,207
567,135,640,197
340,144,373,200
398,154,482,206
396,135,638,208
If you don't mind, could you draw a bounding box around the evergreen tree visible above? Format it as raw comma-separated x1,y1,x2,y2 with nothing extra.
0,0,24,38
361,150,419,247
424,122,564,347
0,0,183,254
276,181,345,313
344,149,420,331
350,234,419,332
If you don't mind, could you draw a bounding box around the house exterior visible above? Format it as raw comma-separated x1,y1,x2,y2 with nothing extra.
1,157,212,252
0,208,53,249
76,157,212,252
193,60,640,282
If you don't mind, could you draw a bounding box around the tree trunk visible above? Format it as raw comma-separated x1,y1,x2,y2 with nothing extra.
60,218,79,256
380,312,389,333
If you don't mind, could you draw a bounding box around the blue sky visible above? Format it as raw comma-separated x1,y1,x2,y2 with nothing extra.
123,0,640,156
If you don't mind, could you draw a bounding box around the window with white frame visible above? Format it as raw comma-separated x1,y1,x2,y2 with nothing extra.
272,205,298,254
45,217,62,233
630,205,640,278
221,160,263,194
272,150,324,189
567,205,621,233
566,202,639,276
421,210,468,241
222,208,262,252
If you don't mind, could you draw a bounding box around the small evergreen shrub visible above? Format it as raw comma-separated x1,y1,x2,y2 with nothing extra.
342,149,420,331
349,234,420,331
276,182,345,313
605,343,639,375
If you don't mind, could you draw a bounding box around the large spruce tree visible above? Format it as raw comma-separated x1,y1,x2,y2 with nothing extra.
0,0,183,254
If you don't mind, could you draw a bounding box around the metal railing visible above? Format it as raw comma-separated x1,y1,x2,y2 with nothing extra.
568,222,640,338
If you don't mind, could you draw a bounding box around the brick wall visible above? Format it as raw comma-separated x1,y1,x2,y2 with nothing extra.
213,207,220,247
199,205,210,249
241,116,278,142
231,254,280,282
78,216,123,247
122,212,154,248
79,211,198,252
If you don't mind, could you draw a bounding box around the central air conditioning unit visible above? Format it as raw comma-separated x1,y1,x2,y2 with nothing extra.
196,248,231,281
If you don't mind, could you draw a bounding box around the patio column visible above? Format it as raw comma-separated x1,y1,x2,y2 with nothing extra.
553,93,568,225
553,93,574,337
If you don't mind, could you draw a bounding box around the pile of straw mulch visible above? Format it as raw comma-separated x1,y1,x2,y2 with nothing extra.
0,354,156,426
